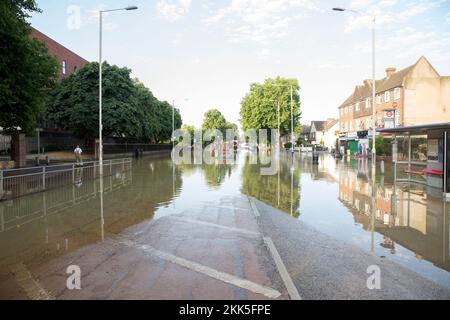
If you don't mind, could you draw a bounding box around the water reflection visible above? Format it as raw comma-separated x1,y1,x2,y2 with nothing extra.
240,151,301,217
1,152,449,293
0,155,181,268
338,162,450,272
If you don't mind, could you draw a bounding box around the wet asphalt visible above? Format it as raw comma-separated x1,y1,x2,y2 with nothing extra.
254,198,450,300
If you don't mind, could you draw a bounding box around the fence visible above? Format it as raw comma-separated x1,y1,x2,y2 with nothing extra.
0,171,132,233
103,143,172,154
0,158,132,201
0,135,11,156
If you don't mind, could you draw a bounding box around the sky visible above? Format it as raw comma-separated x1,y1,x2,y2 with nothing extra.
29,0,450,128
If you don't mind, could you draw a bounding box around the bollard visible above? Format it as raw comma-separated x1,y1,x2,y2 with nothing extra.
380,160,385,174
42,166,46,190
0,170,3,200
35,156,39,166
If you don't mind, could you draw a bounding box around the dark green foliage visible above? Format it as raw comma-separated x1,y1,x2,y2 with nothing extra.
44,62,182,143
0,0,58,134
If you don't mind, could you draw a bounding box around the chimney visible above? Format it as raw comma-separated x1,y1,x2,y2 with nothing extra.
385,67,396,78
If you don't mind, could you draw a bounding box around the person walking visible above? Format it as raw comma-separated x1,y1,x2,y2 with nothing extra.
74,145,83,165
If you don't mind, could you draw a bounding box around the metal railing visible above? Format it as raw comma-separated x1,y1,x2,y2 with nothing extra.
0,171,132,233
0,158,132,201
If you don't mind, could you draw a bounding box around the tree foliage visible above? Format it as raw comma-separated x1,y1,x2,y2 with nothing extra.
0,0,58,134
201,109,238,138
44,62,181,143
239,77,301,137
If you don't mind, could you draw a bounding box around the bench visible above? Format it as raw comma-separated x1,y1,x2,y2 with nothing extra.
404,169,443,176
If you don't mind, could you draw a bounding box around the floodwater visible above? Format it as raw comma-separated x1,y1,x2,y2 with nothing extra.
0,151,449,297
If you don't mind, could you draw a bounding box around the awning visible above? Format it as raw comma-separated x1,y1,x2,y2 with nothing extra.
377,122,450,135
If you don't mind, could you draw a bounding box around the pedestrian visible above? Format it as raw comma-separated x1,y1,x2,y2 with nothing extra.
74,145,83,165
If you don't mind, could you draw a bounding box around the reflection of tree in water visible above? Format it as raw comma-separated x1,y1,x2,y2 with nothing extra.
240,157,301,217
202,162,236,188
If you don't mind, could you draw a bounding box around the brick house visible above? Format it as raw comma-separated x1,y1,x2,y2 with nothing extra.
338,56,450,155
30,27,88,79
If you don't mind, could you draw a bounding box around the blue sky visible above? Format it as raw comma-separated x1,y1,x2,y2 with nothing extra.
30,0,450,127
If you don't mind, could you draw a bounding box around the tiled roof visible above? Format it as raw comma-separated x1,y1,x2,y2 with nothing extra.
311,121,327,132
338,57,432,108
324,119,339,132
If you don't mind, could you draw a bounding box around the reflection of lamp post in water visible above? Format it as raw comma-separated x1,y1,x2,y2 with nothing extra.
99,176,104,242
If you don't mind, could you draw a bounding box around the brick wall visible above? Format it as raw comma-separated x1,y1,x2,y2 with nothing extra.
30,27,88,79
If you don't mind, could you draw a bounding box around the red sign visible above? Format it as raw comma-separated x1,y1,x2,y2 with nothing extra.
385,111,393,118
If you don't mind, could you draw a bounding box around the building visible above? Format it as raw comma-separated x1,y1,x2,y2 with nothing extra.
30,27,88,79
300,125,311,144
322,119,339,151
310,121,327,145
338,56,450,155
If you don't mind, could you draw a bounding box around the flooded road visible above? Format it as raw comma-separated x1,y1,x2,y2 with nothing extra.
0,151,449,299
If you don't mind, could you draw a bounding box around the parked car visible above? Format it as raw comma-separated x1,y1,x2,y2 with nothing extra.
299,145,313,153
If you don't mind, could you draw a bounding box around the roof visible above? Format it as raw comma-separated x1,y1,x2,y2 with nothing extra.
301,125,311,134
30,27,88,64
339,56,433,108
377,122,450,134
324,119,339,132
311,121,327,132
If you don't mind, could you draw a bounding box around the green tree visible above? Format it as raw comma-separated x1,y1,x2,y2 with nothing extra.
44,62,182,143
0,0,58,134
181,124,196,145
239,77,301,137
202,109,227,135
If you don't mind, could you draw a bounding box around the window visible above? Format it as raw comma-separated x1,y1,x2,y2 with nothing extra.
62,60,67,75
349,105,353,113
385,91,391,103
73,65,77,73
394,87,401,100
376,95,382,104
366,98,370,109
355,102,360,111
366,118,371,129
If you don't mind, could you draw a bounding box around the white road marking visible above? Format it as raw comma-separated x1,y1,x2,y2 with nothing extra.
248,197,260,217
118,239,281,299
170,217,259,236
263,237,302,300
215,205,249,212
9,262,54,300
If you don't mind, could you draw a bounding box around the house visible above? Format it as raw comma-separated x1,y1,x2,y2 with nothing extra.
300,125,311,144
310,121,327,145
338,56,450,155
30,27,88,79
323,119,339,151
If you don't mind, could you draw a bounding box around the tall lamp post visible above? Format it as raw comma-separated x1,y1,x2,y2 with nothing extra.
332,7,376,166
98,5,138,176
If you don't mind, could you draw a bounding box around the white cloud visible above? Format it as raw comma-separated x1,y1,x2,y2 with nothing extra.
354,27,450,62
446,12,450,23
172,32,183,45
203,0,317,43
344,0,444,32
156,0,192,22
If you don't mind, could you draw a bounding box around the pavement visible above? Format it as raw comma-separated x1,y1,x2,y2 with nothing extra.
2,192,450,300
2,195,289,300
254,198,450,300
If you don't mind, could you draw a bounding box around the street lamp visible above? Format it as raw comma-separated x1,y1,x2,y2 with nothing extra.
332,7,376,166
98,5,138,176
268,83,297,153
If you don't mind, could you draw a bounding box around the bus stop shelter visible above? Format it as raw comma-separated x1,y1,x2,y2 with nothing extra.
378,123,450,200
